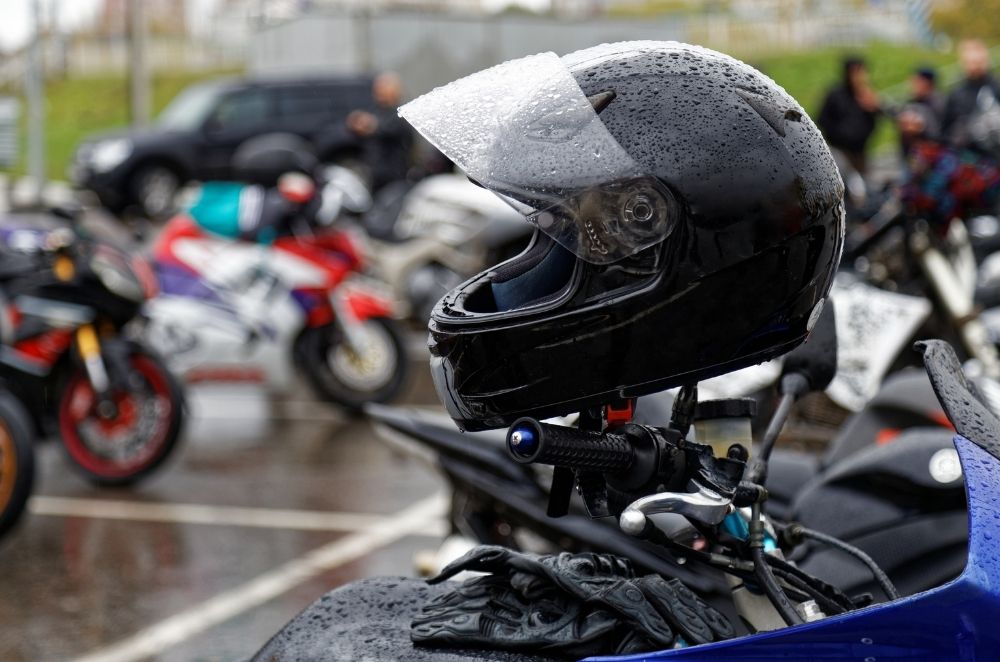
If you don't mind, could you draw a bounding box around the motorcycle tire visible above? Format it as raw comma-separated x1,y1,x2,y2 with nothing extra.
0,390,35,541
297,317,408,412
58,349,184,487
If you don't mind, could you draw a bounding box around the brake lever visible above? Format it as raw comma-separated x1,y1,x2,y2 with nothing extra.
619,481,734,536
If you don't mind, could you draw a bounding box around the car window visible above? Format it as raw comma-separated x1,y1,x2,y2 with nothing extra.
158,84,223,131
330,84,374,114
210,89,271,129
275,87,331,118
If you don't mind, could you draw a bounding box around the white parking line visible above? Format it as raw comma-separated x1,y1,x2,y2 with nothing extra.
30,496,389,531
73,493,447,662
187,396,350,422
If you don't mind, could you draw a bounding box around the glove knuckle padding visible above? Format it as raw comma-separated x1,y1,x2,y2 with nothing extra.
667,577,735,640
413,546,734,656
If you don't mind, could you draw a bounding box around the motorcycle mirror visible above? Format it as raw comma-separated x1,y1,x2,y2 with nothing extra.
780,300,837,397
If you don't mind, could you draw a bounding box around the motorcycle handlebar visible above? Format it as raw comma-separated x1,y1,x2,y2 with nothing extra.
506,417,634,473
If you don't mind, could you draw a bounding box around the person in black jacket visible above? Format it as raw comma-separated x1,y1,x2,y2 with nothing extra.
898,67,945,156
346,72,414,192
817,56,881,176
942,39,1000,149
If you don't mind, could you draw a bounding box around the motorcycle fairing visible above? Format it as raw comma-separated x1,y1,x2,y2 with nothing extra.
592,435,998,661
593,340,1000,661
153,262,229,309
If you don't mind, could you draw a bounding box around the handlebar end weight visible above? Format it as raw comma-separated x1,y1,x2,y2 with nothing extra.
507,419,543,462
505,417,634,472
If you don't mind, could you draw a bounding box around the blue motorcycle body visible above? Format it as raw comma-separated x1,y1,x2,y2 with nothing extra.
597,340,1000,662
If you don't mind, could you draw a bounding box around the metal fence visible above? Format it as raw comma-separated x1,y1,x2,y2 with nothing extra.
249,7,922,96
0,35,242,87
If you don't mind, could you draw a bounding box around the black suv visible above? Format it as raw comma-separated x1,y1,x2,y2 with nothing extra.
70,75,374,217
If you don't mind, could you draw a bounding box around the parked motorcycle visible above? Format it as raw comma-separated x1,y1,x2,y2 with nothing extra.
258,335,1000,660
143,158,409,410
368,306,964,606
360,173,533,323
0,218,184,485
0,380,34,541
682,192,1000,444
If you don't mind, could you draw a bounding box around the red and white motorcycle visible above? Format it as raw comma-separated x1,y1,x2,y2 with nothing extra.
143,166,409,410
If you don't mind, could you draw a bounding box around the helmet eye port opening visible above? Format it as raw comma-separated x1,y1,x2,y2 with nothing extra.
439,233,580,319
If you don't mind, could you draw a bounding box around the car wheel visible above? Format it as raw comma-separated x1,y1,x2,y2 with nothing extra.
130,164,180,219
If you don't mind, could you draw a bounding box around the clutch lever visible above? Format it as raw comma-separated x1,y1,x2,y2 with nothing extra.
619,481,734,536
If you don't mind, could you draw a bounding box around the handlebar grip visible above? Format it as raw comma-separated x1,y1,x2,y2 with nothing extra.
506,417,634,472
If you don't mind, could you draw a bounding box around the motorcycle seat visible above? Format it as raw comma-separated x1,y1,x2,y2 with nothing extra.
252,576,559,662
0,252,40,282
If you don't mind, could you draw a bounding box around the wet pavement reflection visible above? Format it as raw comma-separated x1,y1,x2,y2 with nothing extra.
0,354,448,661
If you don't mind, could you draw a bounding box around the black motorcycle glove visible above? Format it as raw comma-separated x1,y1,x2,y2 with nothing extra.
412,546,734,656
412,573,628,657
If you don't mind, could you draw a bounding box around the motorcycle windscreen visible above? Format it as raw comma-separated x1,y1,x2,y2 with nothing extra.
399,52,676,264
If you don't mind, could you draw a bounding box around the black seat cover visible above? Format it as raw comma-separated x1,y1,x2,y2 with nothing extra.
0,252,40,281
252,577,559,662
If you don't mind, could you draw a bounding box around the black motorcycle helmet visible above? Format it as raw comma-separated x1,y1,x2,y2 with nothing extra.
231,133,320,187
401,42,845,431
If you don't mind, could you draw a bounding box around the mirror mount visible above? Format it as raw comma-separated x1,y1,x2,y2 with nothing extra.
780,300,838,398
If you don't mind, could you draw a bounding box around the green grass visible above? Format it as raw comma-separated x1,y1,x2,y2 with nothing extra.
755,42,957,152
2,69,242,180
0,43,961,179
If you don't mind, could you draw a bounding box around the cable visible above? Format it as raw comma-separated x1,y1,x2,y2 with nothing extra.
765,554,856,612
749,503,803,626
750,546,802,626
643,520,756,576
746,375,804,486
646,517,853,616
639,507,854,617
796,525,899,601
757,392,796,466
768,566,847,616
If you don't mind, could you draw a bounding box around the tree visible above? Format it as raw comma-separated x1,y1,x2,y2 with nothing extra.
933,0,1000,42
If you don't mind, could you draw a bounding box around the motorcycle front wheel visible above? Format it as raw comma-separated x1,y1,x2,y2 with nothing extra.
58,349,184,486
297,318,408,411
0,390,34,541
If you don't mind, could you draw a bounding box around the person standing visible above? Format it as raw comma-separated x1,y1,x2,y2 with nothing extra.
817,56,881,176
898,66,944,155
346,72,414,193
909,67,944,129
942,39,1000,150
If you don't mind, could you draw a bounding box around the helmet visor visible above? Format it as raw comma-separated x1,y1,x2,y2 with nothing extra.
399,52,674,264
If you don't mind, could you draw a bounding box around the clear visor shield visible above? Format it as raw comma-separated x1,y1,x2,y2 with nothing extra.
399,52,675,264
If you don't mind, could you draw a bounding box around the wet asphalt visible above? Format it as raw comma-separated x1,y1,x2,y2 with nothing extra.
0,344,448,661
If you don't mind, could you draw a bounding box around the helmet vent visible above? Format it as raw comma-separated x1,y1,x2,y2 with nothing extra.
586,90,617,114
735,88,799,137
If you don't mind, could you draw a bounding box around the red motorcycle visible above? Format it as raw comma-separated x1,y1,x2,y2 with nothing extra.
0,217,184,486
143,163,409,410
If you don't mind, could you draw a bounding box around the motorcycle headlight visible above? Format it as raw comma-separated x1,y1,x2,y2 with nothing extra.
91,250,144,303
88,138,132,173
